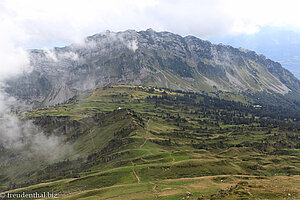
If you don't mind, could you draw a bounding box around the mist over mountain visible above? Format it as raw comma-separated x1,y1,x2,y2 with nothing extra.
4,29,300,107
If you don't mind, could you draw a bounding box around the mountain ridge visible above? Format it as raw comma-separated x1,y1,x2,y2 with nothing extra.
209,27,300,78
4,29,300,107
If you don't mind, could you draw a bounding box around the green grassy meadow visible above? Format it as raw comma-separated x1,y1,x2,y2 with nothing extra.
1,85,299,199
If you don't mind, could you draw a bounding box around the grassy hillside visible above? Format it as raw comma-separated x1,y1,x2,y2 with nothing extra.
1,85,299,199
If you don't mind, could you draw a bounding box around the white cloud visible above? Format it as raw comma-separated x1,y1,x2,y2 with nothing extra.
220,0,300,34
0,11,30,81
44,48,58,62
1,0,299,49
0,0,299,80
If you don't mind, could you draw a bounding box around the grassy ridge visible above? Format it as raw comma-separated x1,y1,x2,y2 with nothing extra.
1,85,299,199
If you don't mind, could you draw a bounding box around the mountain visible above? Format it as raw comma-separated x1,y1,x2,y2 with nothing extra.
1,29,300,199
4,29,300,107
209,27,300,78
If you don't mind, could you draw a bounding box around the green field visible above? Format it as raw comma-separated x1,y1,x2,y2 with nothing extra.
1,85,299,199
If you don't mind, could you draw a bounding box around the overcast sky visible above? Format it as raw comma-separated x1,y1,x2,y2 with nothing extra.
1,0,300,78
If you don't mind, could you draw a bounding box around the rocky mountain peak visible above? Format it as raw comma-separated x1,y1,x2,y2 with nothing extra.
4,29,300,107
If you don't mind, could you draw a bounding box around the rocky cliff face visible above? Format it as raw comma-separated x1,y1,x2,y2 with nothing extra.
5,29,300,107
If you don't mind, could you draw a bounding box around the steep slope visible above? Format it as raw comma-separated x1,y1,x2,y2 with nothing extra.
0,106,143,191
4,29,300,107
209,27,300,78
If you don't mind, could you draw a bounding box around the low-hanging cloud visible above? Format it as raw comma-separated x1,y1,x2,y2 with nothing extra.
0,91,71,162
0,2,71,163
0,19,69,162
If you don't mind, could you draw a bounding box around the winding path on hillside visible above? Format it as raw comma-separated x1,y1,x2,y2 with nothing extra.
131,161,141,184
132,168,140,184
140,119,150,148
